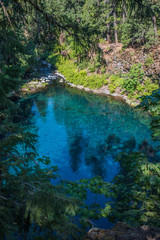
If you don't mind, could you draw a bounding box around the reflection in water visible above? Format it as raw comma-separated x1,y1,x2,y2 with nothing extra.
86,156,104,177
24,81,160,182
34,97,48,117
69,135,83,172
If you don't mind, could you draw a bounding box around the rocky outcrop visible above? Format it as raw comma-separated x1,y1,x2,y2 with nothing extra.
99,43,160,79
83,223,160,240
21,72,57,94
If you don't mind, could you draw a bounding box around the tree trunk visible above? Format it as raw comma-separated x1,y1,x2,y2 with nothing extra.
36,11,40,42
122,0,127,22
113,0,118,44
151,0,158,39
152,15,158,38
107,22,110,43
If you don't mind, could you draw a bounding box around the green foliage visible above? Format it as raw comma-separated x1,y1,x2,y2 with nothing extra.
84,75,106,89
145,57,154,66
88,63,96,73
121,19,155,48
100,67,106,74
108,84,116,93
55,59,107,89
80,151,160,227
40,51,50,60
78,61,89,70
108,75,124,93
122,64,144,93
99,38,107,44
143,78,159,95
0,87,100,239
105,152,160,226
47,53,63,66
55,57,158,101
138,89,160,141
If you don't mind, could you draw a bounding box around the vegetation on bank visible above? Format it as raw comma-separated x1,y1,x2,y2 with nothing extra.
47,54,159,101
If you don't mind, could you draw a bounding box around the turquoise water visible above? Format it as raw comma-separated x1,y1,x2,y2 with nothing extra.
29,82,154,180
25,80,158,228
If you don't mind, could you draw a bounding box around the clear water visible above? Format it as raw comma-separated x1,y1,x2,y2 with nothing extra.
24,79,158,228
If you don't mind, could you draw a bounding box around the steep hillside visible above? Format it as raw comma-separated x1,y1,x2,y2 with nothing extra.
99,42,160,78
51,42,160,106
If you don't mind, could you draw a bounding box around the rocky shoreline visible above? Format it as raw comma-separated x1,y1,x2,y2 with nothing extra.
55,71,140,107
20,71,57,94
20,61,140,107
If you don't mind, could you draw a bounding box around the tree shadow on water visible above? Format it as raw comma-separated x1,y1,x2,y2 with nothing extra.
68,133,159,178
85,155,106,178
69,135,83,172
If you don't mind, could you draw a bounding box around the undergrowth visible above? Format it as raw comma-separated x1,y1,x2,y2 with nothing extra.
47,53,159,100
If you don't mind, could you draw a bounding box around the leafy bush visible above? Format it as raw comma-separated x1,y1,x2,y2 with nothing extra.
109,75,124,87
122,63,144,93
47,53,63,66
78,61,89,70
100,67,106,74
101,152,160,226
56,59,107,89
107,75,124,93
143,78,159,95
108,84,116,93
88,63,96,72
99,38,107,44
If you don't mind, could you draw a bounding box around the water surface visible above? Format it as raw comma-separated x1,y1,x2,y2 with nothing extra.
25,80,158,228
29,82,156,178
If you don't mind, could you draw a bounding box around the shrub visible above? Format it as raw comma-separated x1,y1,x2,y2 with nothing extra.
143,78,159,95
108,84,116,93
109,75,124,87
47,53,63,66
78,61,89,70
145,57,154,66
56,59,107,89
101,67,106,74
122,63,144,93
88,64,96,73
99,38,106,44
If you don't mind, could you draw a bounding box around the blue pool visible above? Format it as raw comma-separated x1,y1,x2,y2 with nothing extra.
25,79,158,228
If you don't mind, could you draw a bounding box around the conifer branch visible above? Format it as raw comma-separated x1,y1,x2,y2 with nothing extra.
0,0,16,33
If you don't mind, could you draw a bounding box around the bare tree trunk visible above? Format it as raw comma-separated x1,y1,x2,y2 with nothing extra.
36,10,40,41
113,0,118,44
107,22,110,42
122,0,127,22
151,0,157,39
152,15,158,38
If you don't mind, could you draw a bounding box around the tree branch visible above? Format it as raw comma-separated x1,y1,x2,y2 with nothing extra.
0,0,15,33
